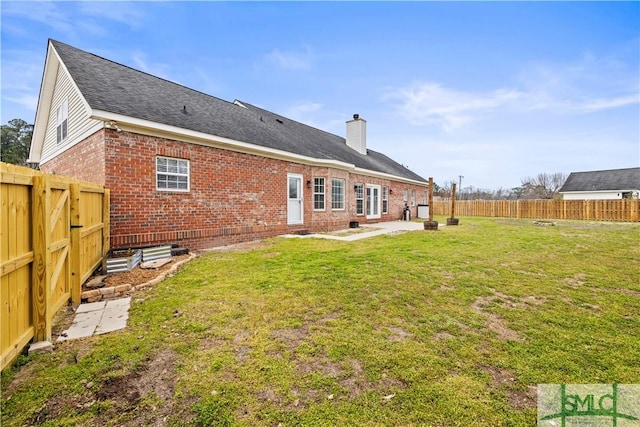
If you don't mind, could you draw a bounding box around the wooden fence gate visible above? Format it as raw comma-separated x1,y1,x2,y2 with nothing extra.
1,163,109,371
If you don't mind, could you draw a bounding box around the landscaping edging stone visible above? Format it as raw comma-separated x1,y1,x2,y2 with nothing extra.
81,253,197,303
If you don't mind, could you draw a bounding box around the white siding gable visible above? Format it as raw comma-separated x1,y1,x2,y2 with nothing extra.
39,62,103,164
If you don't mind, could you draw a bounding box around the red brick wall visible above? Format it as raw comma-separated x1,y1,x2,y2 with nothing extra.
39,129,106,185
52,129,428,250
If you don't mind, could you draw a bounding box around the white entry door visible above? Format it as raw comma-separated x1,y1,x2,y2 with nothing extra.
366,185,381,219
287,174,303,225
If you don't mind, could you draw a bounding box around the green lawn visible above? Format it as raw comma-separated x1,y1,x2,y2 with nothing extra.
2,217,639,426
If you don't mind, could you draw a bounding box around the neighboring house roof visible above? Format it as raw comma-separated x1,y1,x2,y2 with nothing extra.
36,39,426,183
559,167,640,193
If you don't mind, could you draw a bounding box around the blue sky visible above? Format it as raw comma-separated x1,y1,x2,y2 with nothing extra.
1,1,638,190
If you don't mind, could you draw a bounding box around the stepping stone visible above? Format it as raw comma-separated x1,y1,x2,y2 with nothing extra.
57,297,131,341
85,275,107,289
75,301,106,313
58,310,102,341
95,298,130,334
141,258,172,269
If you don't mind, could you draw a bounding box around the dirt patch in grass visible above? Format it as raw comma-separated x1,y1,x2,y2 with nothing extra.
268,313,407,404
253,355,406,408
89,348,178,426
272,312,339,349
261,251,281,258
138,348,177,404
28,391,95,425
198,336,227,351
471,295,524,342
272,326,309,349
235,346,251,361
51,304,77,338
522,295,547,306
96,371,142,408
479,365,536,409
233,330,251,343
338,359,406,400
297,357,343,377
386,325,413,342
608,287,640,298
565,273,587,288
288,386,325,410
434,331,456,340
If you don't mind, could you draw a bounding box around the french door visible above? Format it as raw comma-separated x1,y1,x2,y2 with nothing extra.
366,185,381,219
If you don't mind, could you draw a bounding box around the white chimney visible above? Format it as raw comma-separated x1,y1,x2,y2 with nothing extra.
346,114,367,155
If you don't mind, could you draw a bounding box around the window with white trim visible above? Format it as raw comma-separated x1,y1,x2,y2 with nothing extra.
355,183,364,215
331,178,345,210
403,189,408,202
56,100,68,143
156,156,189,191
314,177,325,210
411,189,416,206
382,186,388,214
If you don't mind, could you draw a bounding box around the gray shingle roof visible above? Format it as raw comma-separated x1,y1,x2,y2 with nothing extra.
559,167,640,192
51,40,426,183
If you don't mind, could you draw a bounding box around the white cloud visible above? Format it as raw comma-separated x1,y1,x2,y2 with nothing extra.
285,101,323,117
384,82,523,131
1,49,44,119
5,94,39,112
130,52,176,82
264,47,314,71
191,66,224,97
77,2,145,29
1,1,146,40
1,1,75,38
576,94,639,113
0,50,43,91
282,101,324,127
516,53,639,114
277,101,347,135
385,53,639,133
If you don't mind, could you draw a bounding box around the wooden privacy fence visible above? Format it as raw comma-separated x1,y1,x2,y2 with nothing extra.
432,199,640,222
1,162,110,371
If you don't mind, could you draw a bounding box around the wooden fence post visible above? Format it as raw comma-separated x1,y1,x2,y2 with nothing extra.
32,175,51,342
102,188,111,269
69,184,81,306
450,183,457,219
428,177,434,222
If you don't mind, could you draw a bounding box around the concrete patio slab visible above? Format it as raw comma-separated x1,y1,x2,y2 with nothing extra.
282,220,438,242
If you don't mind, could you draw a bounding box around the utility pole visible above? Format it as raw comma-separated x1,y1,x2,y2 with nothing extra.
458,175,464,200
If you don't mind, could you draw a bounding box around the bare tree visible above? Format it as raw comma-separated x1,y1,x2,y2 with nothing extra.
520,172,567,199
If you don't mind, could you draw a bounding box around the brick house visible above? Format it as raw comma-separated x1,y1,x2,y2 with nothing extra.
29,40,428,250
